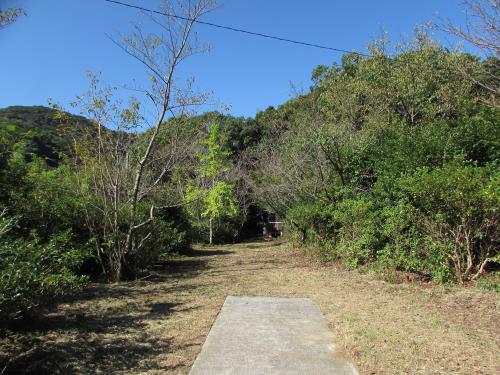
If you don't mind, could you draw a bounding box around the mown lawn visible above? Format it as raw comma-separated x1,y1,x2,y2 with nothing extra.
1,240,498,374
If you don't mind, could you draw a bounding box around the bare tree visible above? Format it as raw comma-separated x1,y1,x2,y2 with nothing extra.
72,0,214,281
438,0,499,107
441,0,499,55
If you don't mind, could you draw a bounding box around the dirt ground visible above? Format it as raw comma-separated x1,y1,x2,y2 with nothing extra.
1,240,499,374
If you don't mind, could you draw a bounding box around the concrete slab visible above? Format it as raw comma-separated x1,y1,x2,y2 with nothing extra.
189,296,358,375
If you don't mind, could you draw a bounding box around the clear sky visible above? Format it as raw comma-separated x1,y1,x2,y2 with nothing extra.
1,0,477,118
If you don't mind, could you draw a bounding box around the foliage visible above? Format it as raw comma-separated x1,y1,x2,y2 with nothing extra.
0,7,25,29
12,159,86,240
0,122,91,321
127,207,191,273
333,198,381,267
0,228,89,321
397,164,499,281
0,106,94,166
252,32,500,283
185,123,239,244
437,0,500,108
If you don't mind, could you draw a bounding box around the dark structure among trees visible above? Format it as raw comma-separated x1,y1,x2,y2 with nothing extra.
261,211,284,238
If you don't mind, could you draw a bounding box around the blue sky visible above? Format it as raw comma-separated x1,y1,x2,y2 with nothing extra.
1,0,476,118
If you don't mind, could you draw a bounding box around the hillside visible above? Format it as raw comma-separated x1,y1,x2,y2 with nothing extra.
0,106,95,165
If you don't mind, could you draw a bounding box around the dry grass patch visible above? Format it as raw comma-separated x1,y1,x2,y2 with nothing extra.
1,240,498,374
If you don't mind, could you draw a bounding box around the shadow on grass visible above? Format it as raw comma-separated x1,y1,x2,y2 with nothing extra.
142,248,234,282
184,248,235,257
3,334,174,374
148,258,212,282
58,280,202,305
2,301,198,374
1,241,274,374
243,240,285,249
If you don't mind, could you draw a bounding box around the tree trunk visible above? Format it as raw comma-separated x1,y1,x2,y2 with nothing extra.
113,255,123,283
209,218,213,245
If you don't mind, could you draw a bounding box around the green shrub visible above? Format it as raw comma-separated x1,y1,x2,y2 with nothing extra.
12,159,86,240
397,164,499,282
377,202,451,281
128,208,191,273
287,198,381,266
378,203,427,272
476,272,500,292
334,198,381,267
0,230,89,321
286,201,336,245
453,107,500,167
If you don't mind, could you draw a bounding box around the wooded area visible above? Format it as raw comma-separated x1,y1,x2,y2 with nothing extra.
1,0,499,324
0,2,498,373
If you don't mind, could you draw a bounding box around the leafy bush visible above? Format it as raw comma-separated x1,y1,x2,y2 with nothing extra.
378,203,452,281
12,159,86,240
287,198,381,266
286,202,334,245
453,107,500,167
284,163,499,283
397,164,499,281
334,198,381,267
0,229,89,321
127,207,191,274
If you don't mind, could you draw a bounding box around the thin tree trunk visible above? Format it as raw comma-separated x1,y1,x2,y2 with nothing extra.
209,217,213,245
115,259,122,283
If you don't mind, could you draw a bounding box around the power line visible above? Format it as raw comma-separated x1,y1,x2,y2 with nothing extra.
104,0,370,57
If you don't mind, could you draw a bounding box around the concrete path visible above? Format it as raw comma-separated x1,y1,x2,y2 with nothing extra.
189,296,358,375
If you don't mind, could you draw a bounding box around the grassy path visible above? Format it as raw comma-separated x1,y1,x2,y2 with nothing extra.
1,241,499,374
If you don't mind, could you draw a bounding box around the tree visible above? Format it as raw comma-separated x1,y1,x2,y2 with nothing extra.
438,0,499,107
70,0,215,281
186,123,238,245
0,7,25,29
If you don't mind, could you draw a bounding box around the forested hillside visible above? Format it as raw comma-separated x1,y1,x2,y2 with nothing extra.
0,106,94,165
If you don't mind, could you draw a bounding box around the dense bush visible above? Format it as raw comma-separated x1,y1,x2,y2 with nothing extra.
333,198,381,267
0,227,89,321
397,164,499,281
284,165,498,282
378,202,432,276
11,159,86,240
127,207,191,274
